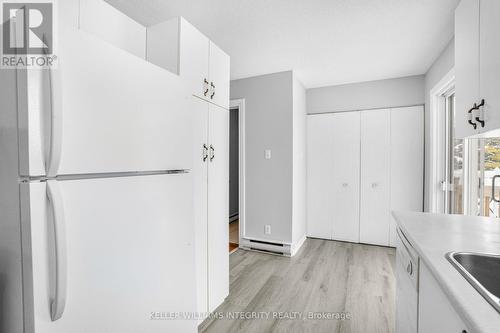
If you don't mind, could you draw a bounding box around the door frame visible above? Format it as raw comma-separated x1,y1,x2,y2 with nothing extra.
429,68,455,213
229,99,246,246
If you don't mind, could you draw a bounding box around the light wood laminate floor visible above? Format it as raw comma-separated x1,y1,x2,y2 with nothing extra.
200,238,395,333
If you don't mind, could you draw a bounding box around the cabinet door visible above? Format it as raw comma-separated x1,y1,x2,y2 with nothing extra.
455,0,480,138
209,42,230,109
360,110,391,246
192,97,209,315
207,104,229,312
331,112,361,243
419,263,470,333
479,0,500,135
389,107,424,247
179,18,210,100
307,114,335,239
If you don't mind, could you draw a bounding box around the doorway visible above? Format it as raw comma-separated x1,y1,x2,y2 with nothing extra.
229,107,239,252
228,99,245,254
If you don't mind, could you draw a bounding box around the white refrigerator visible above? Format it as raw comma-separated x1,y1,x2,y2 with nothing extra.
0,18,197,333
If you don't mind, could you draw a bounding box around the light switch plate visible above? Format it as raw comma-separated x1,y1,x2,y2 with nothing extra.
265,149,272,159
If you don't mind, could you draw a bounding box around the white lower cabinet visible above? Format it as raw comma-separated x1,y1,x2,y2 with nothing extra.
306,106,423,247
192,98,229,316
419,263,470,333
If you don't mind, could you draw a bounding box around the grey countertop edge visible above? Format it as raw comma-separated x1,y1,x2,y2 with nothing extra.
393,211,500,333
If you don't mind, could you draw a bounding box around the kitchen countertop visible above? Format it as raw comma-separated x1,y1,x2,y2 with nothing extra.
392,211,500,333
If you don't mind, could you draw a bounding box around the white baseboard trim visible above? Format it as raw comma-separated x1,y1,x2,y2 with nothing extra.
229,214,239,223
290,234,307,257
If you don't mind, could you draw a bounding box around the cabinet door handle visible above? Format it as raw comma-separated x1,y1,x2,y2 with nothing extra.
468,104,478,130
210,82,215,99
475,99,485,128
204,78,209,96
210,145,215,161
203,144,208,162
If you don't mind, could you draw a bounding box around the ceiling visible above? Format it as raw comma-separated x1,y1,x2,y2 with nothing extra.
106,0,459,88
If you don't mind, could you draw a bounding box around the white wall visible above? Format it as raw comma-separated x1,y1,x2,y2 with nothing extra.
424,38,455,211
307,75,425,114
231,71,294,243
292,75,307,245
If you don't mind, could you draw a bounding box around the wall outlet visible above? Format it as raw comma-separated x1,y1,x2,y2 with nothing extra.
265,149,272,159
265,225,271,234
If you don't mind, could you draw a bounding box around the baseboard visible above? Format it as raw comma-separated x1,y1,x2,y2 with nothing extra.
290,234,307,257
240,237,292,256
229,214,239,223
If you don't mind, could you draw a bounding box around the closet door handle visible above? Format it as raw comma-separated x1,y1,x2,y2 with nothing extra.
204,78,209,96
492,175,500,203
468,104,478,130
475,99,485,128
210,82,215,99
209,145,215,162
203,144,209,162
46,180,67,321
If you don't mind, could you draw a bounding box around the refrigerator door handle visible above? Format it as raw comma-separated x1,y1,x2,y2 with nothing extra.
46,180,67,321
45,43,63,177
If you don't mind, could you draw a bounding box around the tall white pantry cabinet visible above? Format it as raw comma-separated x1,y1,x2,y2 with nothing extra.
147,18,230,314
307,106,424,247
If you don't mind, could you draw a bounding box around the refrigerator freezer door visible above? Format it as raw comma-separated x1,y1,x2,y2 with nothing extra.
18,28,193,177
20,174,197,333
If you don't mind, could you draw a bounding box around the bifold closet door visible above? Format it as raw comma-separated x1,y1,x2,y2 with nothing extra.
331,112,361,243
360,110,391,246
307,114,336,239
307,112,360,242
390,106,424,246
207,103,229,312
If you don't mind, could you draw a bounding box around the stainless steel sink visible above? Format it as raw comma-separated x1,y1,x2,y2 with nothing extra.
446,252,500,313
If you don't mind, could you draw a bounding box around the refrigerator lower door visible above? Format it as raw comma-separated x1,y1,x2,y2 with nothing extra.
20,174,197,333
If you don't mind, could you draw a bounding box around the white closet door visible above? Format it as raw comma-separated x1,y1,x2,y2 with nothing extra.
207,104,229,312
360,110,391,246
307,114,335,239
331,112,361,243
390,107,424,247
192,97,209,314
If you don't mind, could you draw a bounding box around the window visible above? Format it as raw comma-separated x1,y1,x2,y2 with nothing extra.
443,93,500,217
444,93,465,214
468,138,500,217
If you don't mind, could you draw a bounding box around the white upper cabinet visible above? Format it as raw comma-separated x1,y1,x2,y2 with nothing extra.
479,0,500,135
455,0,480,139
209,42,231,109
179,18,211,101
455,0,500,138
147,17,230,110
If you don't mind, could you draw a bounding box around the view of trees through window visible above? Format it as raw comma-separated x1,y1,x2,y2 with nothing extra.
481,138,500,218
